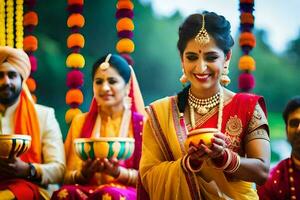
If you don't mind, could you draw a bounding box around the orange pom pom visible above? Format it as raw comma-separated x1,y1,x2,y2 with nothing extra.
239,55,256,71
23,11,38,26
116,18,134,32
65,108,82,124
23,35,38,52
240,13,254,24
117,0,134,10
116,38,135,53
26,77,37,92
67,33,85,48
66,53,85,68
67,14,85,28
68,0,84,5
239,32,256,48
66,89,84,105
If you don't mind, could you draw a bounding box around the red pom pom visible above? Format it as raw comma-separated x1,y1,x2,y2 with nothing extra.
29,55,37,72
66,70,84,88
238,72,255,92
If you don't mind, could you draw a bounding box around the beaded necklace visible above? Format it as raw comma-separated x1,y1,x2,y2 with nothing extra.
189,87,224,130
188,88,220,115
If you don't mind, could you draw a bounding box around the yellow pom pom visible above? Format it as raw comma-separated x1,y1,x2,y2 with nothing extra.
66,53,85,68
239,55,256,71
116,38,134,53
65,108,82,124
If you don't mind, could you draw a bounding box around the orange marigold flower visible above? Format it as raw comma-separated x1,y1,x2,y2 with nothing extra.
239,32,256,48
66,89,84,105
67,33,85,48
117,0,134,10
67,14,85,28
116,39,134,53
23,35,38,52
116,18,134,32
23,11,38,26
240,13,254,24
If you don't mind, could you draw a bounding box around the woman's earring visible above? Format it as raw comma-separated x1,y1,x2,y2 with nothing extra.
180,69,188,88
220,65,231,86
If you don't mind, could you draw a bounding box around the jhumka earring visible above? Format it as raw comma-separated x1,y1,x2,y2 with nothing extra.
179,69,188,88
195,14,210,46
220,65,231,86
99,53,112,70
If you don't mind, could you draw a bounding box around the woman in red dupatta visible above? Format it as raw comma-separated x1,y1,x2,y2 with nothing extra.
52,54,146,200
138,11,270,200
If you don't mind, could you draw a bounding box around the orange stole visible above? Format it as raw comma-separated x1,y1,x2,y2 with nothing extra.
14,91,41,163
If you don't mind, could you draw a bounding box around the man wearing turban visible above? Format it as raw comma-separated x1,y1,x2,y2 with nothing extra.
0,46,66,199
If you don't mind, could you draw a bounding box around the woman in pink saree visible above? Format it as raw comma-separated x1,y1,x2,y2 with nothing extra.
138,11,270,200
52,54,146,200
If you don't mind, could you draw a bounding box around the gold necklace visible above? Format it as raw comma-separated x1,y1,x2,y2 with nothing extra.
188,89,220,115
189,87,224,130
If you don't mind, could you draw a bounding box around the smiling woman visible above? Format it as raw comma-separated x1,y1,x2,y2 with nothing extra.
51,53,146,200
138,11,271,200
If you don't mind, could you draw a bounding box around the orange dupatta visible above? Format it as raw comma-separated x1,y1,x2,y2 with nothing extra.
14,90,41,163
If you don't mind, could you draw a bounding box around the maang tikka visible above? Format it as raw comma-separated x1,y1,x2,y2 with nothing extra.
99,53,112,70
195,14,210,46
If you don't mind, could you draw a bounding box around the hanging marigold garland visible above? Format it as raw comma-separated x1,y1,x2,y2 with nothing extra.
0,0,23,48
65,0,85,124
115,0,137,112
238,0,256,92
23,0,38,102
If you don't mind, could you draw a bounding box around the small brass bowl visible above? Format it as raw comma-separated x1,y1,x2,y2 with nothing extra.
0,134,32,159
185,128,218,149
74,137,135,161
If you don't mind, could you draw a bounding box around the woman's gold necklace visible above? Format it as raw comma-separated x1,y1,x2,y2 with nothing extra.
188,87,224,130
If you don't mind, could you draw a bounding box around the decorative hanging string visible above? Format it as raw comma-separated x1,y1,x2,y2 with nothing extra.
238,0,256,92
115,0,137,112
23,0,38,102
0,0,23,48
65,0,85,124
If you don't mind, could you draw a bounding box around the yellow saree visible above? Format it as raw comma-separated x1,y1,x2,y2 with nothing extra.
139,96,259,200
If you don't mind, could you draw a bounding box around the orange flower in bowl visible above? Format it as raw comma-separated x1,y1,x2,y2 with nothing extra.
185,128,218,149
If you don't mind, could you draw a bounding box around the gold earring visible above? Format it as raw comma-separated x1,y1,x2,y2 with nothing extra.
180,69,188,88
220,65,230,86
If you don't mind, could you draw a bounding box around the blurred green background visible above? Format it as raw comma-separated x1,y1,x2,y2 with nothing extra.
31,1,299,164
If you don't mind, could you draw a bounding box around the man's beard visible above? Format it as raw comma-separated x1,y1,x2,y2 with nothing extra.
0,85,21,106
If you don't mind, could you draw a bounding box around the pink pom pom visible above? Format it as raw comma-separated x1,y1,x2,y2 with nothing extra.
66,69,84,88
238,72,255,92
120,53,134,65
29,55,37,72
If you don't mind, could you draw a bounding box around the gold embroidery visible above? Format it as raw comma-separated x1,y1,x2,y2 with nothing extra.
225,115,243,136
57,189,68,199
247,103,268,133
244,129,270,143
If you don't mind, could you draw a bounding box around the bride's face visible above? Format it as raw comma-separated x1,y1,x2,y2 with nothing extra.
93,66,127,108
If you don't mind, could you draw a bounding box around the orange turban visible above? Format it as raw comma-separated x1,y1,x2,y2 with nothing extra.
0,46,31,81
